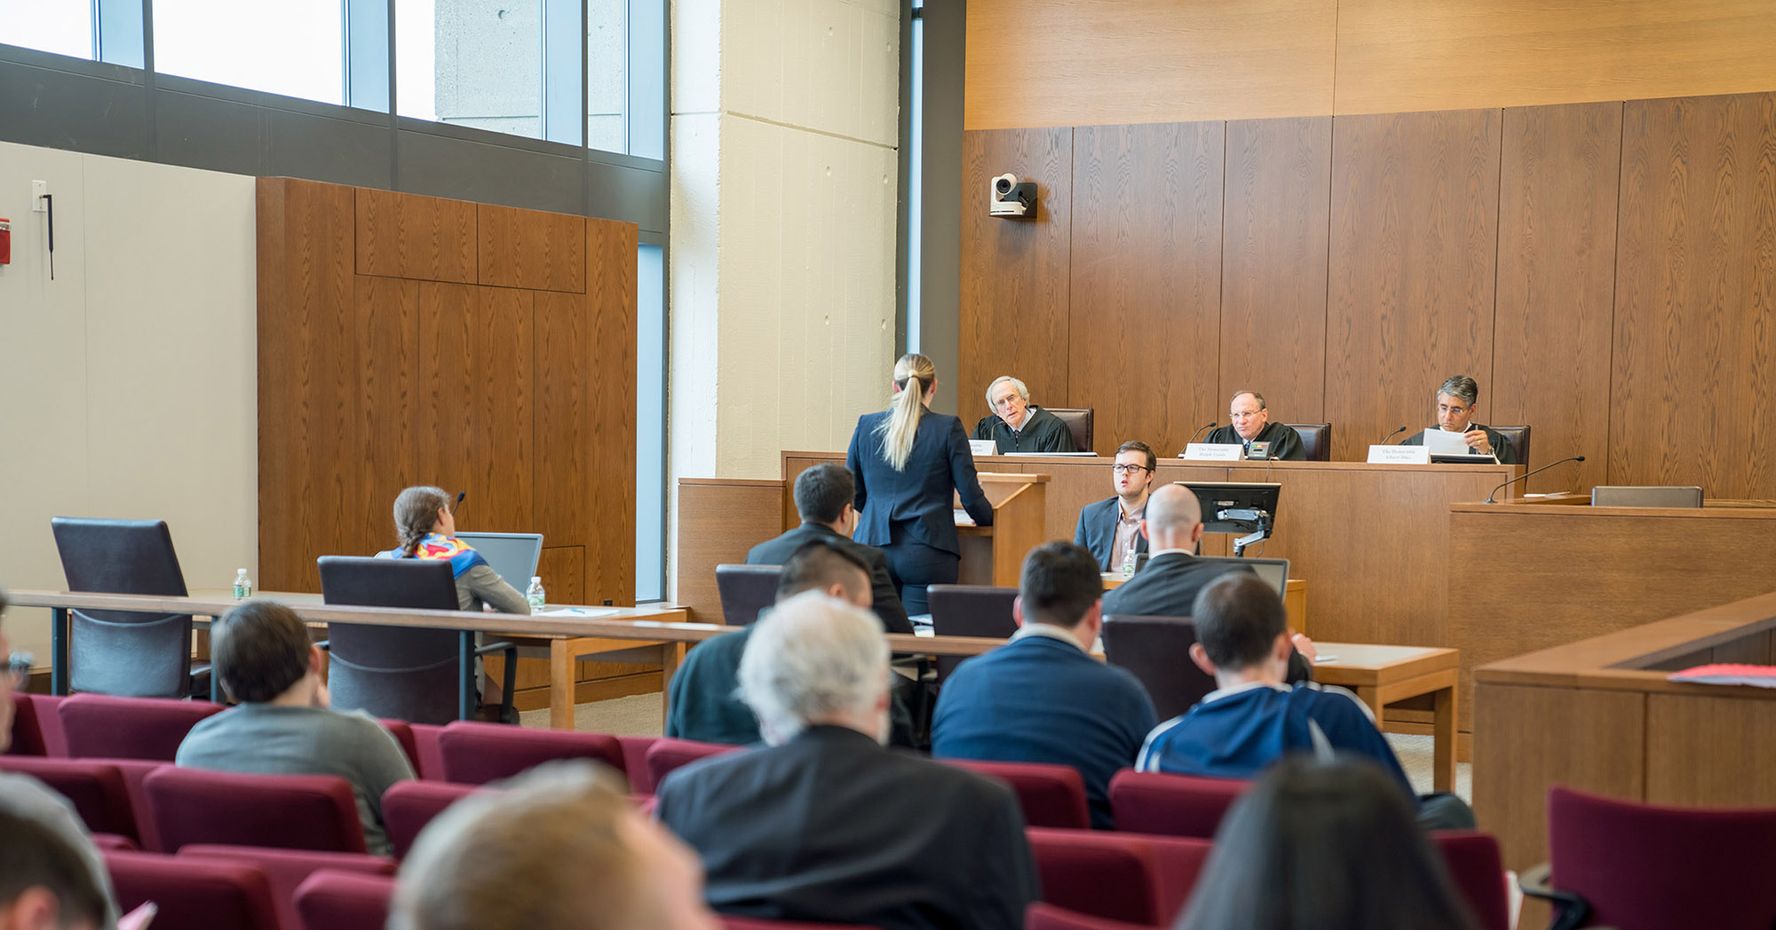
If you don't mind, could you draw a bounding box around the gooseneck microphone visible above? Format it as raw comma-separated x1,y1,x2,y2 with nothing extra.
1485,455,1584,504
1178,421,1217,456
1378,425,1408,444
453,491,467,518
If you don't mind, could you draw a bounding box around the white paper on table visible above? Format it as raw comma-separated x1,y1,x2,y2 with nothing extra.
536,607,621,618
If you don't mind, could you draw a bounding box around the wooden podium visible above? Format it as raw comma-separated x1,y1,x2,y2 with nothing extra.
956,472,1049,587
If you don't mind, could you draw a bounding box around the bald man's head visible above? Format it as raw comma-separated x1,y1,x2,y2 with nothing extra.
1142,484,1204,551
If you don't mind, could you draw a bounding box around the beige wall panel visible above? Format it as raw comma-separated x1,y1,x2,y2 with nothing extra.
964,0,1337,130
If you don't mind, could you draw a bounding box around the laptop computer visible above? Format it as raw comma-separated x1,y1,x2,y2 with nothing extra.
454,532,545,590
1198,556,1290,597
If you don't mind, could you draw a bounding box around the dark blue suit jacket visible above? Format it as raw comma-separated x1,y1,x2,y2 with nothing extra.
1073,496,1148,572
933,633,1158,829
847,409,994,556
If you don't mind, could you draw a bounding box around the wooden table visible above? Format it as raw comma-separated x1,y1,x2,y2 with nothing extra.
1310,643,1458,791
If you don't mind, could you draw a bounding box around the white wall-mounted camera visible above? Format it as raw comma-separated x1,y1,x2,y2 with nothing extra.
989,172,1038,219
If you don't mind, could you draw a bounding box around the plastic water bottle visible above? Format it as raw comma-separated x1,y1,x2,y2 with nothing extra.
1120,547,1138,576
526,576,546,610
232,568,253,600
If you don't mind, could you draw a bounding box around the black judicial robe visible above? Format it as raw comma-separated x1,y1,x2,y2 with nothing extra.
1400,424,1517,464
1202,420,1306,460
972,405,1079,454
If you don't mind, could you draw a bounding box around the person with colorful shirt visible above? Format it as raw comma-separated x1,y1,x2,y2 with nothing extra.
378,485,530,615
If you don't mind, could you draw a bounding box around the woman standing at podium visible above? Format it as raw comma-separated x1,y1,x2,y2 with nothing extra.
847,353,995,616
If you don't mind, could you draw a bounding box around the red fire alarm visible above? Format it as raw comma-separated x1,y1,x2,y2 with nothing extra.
0,217,11,266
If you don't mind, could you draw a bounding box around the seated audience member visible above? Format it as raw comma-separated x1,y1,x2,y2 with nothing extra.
747,462,911,633
656,592,1039,930
1137,574,1473,830
932,542,1157,828
176,600,416,855
1175,757,1479,930
0,587,118,930
1202,391,1305,460
378,485,530,614
390,761,718,930
1398,374,1517,463
1074,441,1155,572
667,540,873,745
973,376,1079,454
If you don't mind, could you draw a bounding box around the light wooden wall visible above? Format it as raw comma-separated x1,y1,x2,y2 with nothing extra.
965,0,1776,130
960,91,1776,496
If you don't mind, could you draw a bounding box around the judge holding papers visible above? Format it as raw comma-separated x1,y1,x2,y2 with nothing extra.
1399,374,1516,464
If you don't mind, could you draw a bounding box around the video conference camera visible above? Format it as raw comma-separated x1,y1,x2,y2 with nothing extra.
989,173,1038,219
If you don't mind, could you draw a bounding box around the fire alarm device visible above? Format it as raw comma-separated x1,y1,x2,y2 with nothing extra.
0,217,10,266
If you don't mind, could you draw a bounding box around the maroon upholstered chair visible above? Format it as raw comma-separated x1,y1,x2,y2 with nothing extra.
941,759,1091,829
16,693,70,756
1108,770,1250,839
409,723,446,780
144,767,367,853
294,870,398,930
90,833,138,851
58,693,221,761
646,737,739,790
436,721,627,786
377,719,421,775
1523,786,1776,930
382,780,481,859
105,850,281,930
720,919,873,930
619,735,659,791
1024,903,1163,930
1431,830,1510,930
7,693,51,756
0,756,142,843
181,845,395,930
1026,828,1212,925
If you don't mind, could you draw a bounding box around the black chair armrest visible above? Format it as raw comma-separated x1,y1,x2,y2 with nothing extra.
1519,863,1591,930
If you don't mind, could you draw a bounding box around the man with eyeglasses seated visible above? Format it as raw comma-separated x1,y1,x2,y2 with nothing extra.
1202,391,1306,460
1073,440,1156,572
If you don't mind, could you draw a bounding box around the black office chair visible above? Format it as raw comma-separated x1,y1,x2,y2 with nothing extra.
316,557,516,725
715,564,782,626
928,584,1017,682
1100,615,1217,720
1284,423,1332,462
1491,425,1532,469
1047,408,1095,453
50,517,209,699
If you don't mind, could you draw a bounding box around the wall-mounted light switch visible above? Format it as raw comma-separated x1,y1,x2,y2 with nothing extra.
32,180,48,211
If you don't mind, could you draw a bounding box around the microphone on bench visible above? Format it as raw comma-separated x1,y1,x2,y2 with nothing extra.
1485,455,1584,504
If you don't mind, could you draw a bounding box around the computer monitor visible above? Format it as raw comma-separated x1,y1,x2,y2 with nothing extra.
1179,481,1282,556
454,532,544,590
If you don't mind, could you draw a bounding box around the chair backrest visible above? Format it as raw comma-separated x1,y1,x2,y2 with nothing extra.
942,759,1091,829
182,845,396,930
1027,828,1212,926
59,693,222,761
928,584,1018,680
1490,424,1531,468
50,517,194,697
145,766,368,853
382,780,480,859
1590,485,1705,508
1548,785,1776,930
721,919,875,930
294,870,399,930
618,735,658,791
1025,903,1165,930
6,692,51,756
437,721,626,786
1109,770,1250,839
1049,407,1095,452
1430,830,1510,930
0,756,141,843
1099,616,1216,720
646,737,740,791
105,850,282,930
714,564,782,626
318,556,462,724
1283,423,1332,462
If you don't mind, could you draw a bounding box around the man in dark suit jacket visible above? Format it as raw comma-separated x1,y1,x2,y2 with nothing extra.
657,592,1038,930
933,541,1157,828
1074,440,1156,572
747,462,911,634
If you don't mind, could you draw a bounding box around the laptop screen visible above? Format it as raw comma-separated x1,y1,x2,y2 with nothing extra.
1198,556,1290,597
454,532,545,591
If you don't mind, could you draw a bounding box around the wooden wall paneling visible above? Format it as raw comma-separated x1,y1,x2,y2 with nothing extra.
1220,116,1332,423
960,128,1073,414
1325,109,1502,462
354,188,476,284
1611,93,1776,498
584,218,638,604
256,178,360,593
1068,122,1226,456
1647,692,1776,807
354,276,420,553
1492,102,1622,489
533,290,588,549
1472,683,1646,872
477,203,587,293
676,479,786,622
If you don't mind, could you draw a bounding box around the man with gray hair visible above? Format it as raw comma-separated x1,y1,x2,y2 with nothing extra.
1399,374,1517,463
972,375,1079,453
655,591,1038,930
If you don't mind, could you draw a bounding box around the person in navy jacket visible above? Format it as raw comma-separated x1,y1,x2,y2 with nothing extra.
847,353,995,616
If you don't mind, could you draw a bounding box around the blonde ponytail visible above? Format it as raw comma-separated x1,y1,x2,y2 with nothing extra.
876,353,935,471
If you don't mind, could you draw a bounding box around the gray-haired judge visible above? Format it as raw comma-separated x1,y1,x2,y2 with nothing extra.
972,376,1079,454
1400,374,1516,464
1201,391,1306,460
